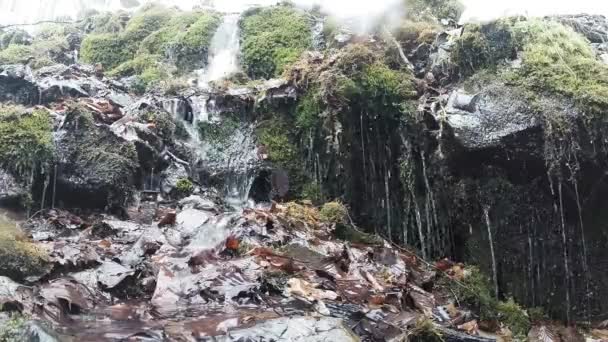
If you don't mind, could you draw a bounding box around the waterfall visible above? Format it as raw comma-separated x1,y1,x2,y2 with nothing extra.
197,14,241,87
181,12,259,209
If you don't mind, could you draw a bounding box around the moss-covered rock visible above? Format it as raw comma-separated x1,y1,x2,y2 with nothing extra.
55,105,139,207
80,33,131,70
80,6,221,79
0,217,50,282
0,107,54,179
0,29,31,49
240,5,312,79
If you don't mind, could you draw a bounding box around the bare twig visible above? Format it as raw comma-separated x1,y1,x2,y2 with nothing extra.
0,19,84,30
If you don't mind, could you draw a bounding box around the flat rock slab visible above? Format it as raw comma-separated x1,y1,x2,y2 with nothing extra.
214,317,359,341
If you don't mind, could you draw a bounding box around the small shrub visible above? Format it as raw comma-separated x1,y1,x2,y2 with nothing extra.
175,178,194,197
496,298,531,338
319,201,348,224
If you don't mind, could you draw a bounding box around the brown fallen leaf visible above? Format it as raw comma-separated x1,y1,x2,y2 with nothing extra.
225,236,240,251
458,320,479,335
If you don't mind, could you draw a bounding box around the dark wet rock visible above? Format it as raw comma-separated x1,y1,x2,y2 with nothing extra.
442,84,541,151
0,276,34,313
39,278,96,320
50,242,100,270
213,317,359,341
96,261,134,289
0,64,39,105
556,14,608,44
18,321,63,342
161,163,190,198
91,221,118,239
0,170,25,205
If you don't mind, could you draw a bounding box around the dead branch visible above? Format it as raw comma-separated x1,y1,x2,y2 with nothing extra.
0,19,84,30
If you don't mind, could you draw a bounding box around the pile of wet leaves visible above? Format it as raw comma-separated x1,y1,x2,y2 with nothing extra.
0,201,502,341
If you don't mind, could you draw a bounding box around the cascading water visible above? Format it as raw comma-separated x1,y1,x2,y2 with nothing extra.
183,13,260,209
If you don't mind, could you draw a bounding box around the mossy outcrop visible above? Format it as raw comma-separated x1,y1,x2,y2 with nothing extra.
54,105,139,208
0,217,49,282
80,5,221,90
240,5,312,79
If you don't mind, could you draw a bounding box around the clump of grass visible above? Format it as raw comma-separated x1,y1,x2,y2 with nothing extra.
319,201,348,224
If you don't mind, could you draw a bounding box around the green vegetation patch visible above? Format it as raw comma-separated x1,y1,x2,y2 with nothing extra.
175,178,194,197
454,18,608,116
0,217,50,282
80,5,221,86
319,201,348,224
449,267,531,337
0,107,54,179
240,5,312,79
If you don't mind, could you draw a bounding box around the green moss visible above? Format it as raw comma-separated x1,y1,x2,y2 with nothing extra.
138,110,176,142
508,19,608,114
319,201,348,224
109,54,169,93
122,5,175,46
0,314,27,341
175,178,194,197
80,33,131,70
81,8,221,76
198,116,240,147
0,45,34,65
0,218,50,282
0,108,53,179
452,20,516,76
170,12,222,70
240,5,312,79
458,18,608,117
295,89,322,131
257,121,298,169
80,11,128,34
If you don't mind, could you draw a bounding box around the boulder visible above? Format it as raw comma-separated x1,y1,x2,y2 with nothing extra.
213,317,359,341
0,65,39,105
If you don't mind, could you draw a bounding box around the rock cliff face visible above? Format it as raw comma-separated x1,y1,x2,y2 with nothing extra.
0,1,607,340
